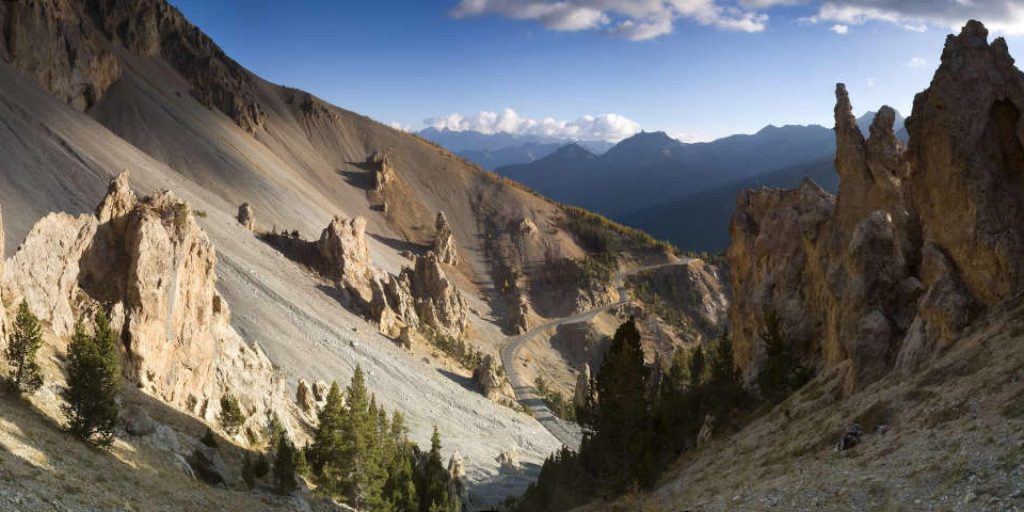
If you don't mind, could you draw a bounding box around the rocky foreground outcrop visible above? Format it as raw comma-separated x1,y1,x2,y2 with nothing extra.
2,171,291,433
728,21,1024,392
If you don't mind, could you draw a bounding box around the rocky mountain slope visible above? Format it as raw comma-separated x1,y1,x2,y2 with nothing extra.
588,20,1024,511
0,0,719,508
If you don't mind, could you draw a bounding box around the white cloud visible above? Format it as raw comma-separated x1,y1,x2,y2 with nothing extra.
388,121,412,132
451,0,770,40
830,23,848,34
807,1,1024,35
669,131,711,143
908,56,927,68
423,108,641,142
866,77,876,88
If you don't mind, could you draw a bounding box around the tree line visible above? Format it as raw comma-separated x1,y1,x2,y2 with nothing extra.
514,315,811,511
305,366,462,511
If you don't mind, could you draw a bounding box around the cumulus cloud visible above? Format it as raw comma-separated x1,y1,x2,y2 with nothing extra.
830,23,848,34
423,108,641,142
451,0,771,40
908,56,927,68
807,0,1024,35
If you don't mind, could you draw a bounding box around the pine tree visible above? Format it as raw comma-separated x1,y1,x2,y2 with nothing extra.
274,436,298,495
6,300,44,393
62,311,122,446
219,393,246,435
707,334,747,429
417,426,450,512
341,366,386,510
592,317,650,492
311,381,345,487
383,411,419,512
757,312,812,404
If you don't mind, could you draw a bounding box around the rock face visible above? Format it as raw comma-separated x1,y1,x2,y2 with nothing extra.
316,215,375,307
405,252,469,340
472,355,506,401
3,173,290,433
573,364,592,411
369,151,395,191
447,452,469,510
236,203,256,231
433,212,458,265
0,0,265,132
2,213,98,337
727,21,1024,392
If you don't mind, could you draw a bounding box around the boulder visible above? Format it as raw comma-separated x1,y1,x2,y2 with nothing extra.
122,405,156,436
496,447,522,474
190,444,229,487
237,203,256,231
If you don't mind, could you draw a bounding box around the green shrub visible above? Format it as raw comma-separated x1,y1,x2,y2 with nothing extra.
219,394,246,435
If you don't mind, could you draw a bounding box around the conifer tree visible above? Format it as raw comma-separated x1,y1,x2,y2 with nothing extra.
274,435,298,495
219,393,246,435
311,381,345,486
342,366,386,510
383,411,419,511
62,311,122,446
6,300,44,393
757,312,812,404
417,426,450,512
592,317,650,492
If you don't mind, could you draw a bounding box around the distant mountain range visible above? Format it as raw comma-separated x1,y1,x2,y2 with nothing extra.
417,127,614,169
482,111,907,252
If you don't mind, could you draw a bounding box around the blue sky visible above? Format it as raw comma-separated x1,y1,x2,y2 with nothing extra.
169,0,1024,141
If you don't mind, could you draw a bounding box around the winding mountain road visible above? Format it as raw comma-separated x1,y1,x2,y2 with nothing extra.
500,260,690,450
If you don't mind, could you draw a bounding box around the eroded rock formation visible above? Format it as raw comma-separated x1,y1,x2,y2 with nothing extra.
236,203,256,231
433,211,458,265
3,172,290,433
472,354,508,401
405,252,469,340
317,215,375,307
727,21,1024,392
369,151,395,191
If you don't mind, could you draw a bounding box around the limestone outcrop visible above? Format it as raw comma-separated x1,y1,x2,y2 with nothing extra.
573,364,592,411
472,354,508,401
727,21,1024,392
405,252,469,340
3,173,291,435
368,151,395,191
317,215,375,307
236,203,256,231
433,212,458,265
3,213,98,337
